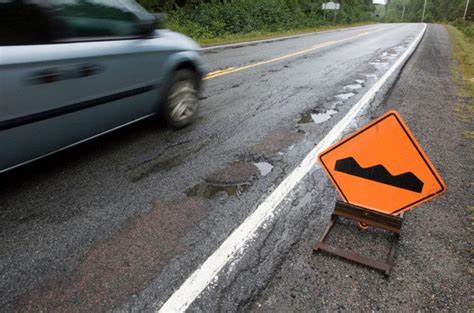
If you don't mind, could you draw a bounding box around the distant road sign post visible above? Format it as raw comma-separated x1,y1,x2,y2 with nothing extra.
314,111,446,275
322,1,340,23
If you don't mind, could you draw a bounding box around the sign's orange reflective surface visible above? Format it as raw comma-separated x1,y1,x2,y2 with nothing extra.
319,111,446,215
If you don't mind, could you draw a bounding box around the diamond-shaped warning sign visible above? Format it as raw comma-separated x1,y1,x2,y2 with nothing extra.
319,111,446,215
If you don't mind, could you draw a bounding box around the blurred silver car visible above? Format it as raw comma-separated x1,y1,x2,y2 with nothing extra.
0,0,205,173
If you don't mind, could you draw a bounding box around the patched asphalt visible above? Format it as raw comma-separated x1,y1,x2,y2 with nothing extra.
1,23,465,312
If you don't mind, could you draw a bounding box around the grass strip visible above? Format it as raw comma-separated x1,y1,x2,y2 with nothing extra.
446,25,473,309
178,22,376,47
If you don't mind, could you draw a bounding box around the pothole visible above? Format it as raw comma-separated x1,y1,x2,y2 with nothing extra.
382,52,399,60
369,62,389,70
206,162,258,186
364,73,378,80
394,45,405,52
335,92,356,100
185,160,273,199
298,109,338,124
254,162,273,176
343,84,363,91
250,130,304,160
186,183,250,199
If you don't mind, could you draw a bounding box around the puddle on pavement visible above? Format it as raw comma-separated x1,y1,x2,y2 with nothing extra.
364,73,378,80
335,92,355,100
369,62,389,70
394,45,405,52
344,83,362,91
254,162,273,176
382,49,400,60
186,160,274,199
186,183,250,199
298,109,338,124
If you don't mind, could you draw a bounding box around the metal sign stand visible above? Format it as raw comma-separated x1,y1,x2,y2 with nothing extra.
314,201,403,276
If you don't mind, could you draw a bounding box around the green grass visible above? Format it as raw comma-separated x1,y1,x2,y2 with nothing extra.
170,22,375,47
447,25,474,127
447,25,473,303
447,25,474,97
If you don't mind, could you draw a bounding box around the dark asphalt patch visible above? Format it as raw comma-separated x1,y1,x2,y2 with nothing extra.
250,130,304,161
186,183,250,199
206,162,259,186
186,162,258,199
128,138,210,182
298,114,314,124
15,198,208,312
186,130,303,199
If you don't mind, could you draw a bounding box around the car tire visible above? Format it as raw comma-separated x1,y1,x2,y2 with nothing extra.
162,69,200,129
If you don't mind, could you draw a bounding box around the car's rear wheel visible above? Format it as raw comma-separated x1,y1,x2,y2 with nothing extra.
163,69,200,129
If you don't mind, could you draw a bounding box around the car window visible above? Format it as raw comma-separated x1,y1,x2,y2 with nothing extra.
0,0,53,46
49,0,151,40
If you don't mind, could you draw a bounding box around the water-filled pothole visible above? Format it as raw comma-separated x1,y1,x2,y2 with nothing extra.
343,84,362,91
186,183,250,199
369,62,389,70
254,162,273,176
364,73,378,80
298,109,338,124
335,93,355,100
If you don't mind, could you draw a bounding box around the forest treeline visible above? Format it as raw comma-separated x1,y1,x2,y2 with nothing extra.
385,0,471,23
136,0,473,41
137,0,378,40
385,0,472,36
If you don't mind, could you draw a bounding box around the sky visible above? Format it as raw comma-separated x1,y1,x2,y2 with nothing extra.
372,0,388,4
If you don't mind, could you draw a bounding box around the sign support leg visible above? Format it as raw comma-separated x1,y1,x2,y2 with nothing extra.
313,201,403,276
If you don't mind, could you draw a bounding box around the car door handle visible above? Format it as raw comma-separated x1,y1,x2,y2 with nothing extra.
29,68,59,84
79,63,102,77
27,63,103,85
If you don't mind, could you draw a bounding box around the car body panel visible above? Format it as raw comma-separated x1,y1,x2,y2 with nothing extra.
0,26,205,172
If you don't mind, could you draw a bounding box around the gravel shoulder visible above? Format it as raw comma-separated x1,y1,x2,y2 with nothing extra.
254,24,473,312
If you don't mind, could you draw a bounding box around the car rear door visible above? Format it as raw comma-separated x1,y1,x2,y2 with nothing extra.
0,0,166,171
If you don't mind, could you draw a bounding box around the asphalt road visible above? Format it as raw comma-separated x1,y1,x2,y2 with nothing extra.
1,23,470,312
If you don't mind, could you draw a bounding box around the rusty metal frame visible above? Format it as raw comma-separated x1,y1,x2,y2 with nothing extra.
313,200,402,276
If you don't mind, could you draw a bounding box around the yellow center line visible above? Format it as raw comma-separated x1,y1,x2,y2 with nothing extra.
203,27,388,81
206,67,236,78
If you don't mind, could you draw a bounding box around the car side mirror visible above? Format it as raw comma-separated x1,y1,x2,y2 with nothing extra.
153,13,167,29
138,13,166,38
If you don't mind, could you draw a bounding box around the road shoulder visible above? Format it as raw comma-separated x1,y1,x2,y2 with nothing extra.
254,24,473,312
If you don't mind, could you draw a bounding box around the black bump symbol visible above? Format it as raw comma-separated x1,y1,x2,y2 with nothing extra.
334,157,424,193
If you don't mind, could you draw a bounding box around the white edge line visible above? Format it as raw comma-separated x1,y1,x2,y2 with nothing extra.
200,24,380,51
158,23,427,313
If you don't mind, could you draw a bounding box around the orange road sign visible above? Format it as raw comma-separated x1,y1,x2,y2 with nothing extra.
319,111,446,215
